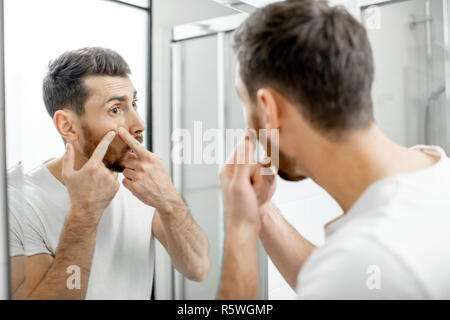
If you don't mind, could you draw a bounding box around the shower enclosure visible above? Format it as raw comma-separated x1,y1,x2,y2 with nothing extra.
170,13,268,299
169,0,450,299
362,0,450,152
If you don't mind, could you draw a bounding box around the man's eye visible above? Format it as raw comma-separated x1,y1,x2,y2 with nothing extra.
110,106,121,115
132,99,138,108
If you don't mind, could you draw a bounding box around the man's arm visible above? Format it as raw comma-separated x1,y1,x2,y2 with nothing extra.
259,202,315,290
217,132,261,299
217,224,259,299
119,127,210,282
10,256,27,299
152,205,210,282
27,205,101,299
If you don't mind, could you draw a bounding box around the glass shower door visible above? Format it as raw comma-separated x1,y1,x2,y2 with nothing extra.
172,34,223,299
171,18,268,299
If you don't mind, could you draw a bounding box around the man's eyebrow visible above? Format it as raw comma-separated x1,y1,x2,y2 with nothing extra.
104,95,128,105
104,90,137,105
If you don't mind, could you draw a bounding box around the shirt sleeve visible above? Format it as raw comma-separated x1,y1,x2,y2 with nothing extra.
8,206,25,257
7,164,52,257
7,190,25,257
21,200,52,257
296,235,428,299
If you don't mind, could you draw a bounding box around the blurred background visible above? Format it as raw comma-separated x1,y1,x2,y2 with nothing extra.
1,0,449,299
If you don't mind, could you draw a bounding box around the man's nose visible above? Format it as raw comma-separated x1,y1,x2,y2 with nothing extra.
125,107,146,137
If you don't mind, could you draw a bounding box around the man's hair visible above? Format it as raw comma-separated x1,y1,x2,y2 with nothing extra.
233,0,375,137
43,47,131,118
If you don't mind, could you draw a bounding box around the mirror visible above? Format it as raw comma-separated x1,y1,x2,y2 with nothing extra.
3,0,150,299
1,0,450,300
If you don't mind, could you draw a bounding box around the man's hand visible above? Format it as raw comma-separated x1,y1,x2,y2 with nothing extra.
219,129,277,233
62,130,120,221
217,129,272,299
251,159,277,206
118,127,183,214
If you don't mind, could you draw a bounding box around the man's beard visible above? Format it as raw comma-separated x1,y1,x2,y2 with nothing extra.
81,122,141,173
253,116,307,182
267,141,307,182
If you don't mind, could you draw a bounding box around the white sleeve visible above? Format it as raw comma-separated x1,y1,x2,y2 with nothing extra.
8,201,25,256
22,202,52,257
7,163,52,257
7,188,25,257
296,235,427,299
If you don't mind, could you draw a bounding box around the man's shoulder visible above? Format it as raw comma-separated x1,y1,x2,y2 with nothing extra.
297,231,429,299
7,161,50,189
304,183,450,299
7,161,67,217
325,179,450,257
328,156,450,238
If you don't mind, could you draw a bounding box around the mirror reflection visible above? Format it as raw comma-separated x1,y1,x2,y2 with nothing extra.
1,0,450,300
5,0,208,300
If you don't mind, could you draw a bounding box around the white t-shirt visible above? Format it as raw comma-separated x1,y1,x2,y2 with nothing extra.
8,161,156,300
296,145,450,299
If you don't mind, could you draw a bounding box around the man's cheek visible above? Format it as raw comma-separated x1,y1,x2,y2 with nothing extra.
110,139,124,157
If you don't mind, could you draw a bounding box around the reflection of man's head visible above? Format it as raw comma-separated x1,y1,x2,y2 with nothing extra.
43,47,145,172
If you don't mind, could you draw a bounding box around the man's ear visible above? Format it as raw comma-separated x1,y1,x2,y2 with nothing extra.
256,88,281,130
53,109,79,142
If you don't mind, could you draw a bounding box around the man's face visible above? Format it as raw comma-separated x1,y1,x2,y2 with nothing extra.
235,69,307,181
78,75,146,172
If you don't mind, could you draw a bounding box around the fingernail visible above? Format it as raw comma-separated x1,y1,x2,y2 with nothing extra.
118,127,124,134
110,131,116,137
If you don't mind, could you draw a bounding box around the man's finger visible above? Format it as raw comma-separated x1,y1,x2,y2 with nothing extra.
62,143,75,176
122,158,141,170
234,130,256,177
247,128,257,163
221,143,240,181
123,168,137,181
118,127,146,157
87,130,116,166
122,177,134,191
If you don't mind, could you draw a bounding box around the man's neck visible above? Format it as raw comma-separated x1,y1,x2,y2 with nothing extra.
45,146,89,185
308,125,439,214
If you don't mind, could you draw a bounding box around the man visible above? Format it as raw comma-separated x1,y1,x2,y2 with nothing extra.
8,47,210,299
217,0,450,299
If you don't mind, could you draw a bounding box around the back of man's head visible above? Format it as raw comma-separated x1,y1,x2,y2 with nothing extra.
233,0,374,138
43,47,131,119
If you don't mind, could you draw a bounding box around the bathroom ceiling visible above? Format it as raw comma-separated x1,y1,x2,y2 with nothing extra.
211,0,363,19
